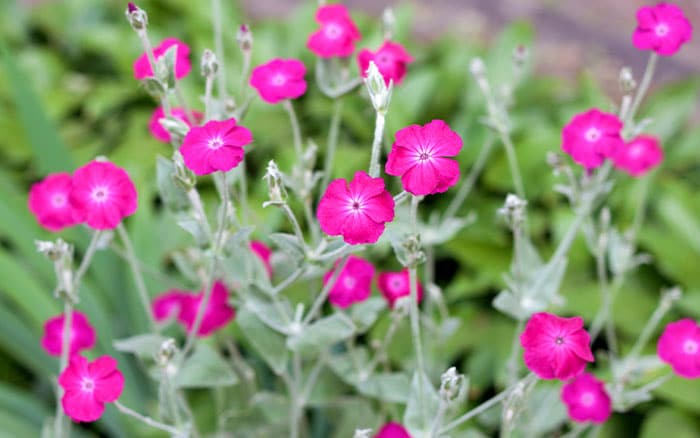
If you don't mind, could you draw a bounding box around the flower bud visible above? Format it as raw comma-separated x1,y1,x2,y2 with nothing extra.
237,24,253,53
513,44,529,68
619,67,637,94
439,366,466,403
36,239,71,261
263,160,288,207
364,61,393,114
156,338,178,366
125,2,148,31
469,57,491,95
353,429,372,438
498,194,527,228
201,49,219,78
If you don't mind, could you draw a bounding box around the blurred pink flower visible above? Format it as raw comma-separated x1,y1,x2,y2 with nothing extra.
375,422,412,437
178,281,236,337
133,37,192,80
377,268,423,308
561,109,624,169
307,4,361,58
561,373,612,424
358,41,413,86
613,135,663,177
520,312,594,380
59,355,124,422
632,3,693,56
324,255,374,308
148,106,202,143
152,290,189,322
41,311,96,357
657,318,700,378
250,58,307,104
28,173,79,232
317,171,395,245
385,120,463,196
250,240,273,277
179,118,253,175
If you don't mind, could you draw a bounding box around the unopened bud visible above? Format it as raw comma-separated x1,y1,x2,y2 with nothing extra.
36,239,71,261
619,67,636,94
157,338,178,366
237,24,253,53
201,49,219,77
439,367,466,402
498,194,527,228
469,57,490,94
353,429,372,438
546,152,564,173
661,287,682,309
125,2,148,31
364,61,392,114
513,44,529,68
382,8,396,40
263,160,288,206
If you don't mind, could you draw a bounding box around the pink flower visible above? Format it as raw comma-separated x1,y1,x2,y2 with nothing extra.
250,240,273,277
385,120,463,196
520,312,594,380
375,422,412,438
179,118,253,175
612,135,664,177
657,319,700,378
561,109,624,169
561,373,612,424
249,58,308,104
324,255,374,308
28,173,79,232
317,171,395,245
358,41,414,86
178,281,236,337
632,3,693,56
58,355,124,423
133,37,192,80
69,161,138,230
41,311,96,357
307,4,361,58
152,290,189,322
148,106,203,143
377,269,423,308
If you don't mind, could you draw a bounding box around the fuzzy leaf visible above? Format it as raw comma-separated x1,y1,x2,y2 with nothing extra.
287,313,356,355
174,343,238,388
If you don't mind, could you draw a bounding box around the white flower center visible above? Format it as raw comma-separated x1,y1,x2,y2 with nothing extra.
555,336,565,345
628,144,644,159
683,339,699,355
342,276,357,289
80,377,95,393
348,198,363,214
208,137,224,150
377,54,390,65
51,193,67,208
655,23,669,37
271,73,287,86
584,127,601,142
324,23,342,39
90,186,110,203
580,392,595,407
391,277,404,290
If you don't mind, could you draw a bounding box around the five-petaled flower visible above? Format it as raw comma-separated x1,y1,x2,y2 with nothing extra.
358,41,413,86
307,4,361,58
149,106,202,143
561,109,624,169
324,255,375,308
41,311,96,357
375,422,412,438
613,135,664,177
152,289,190,322
520,312,595,380
59,355,124,422
69,161,138,230
560,373,612,424
657,318,700,378
386,120,463,196
28,173,79,232
632,3,693,56
133,37,192,80
317,171,395,245
179,118,253,175
377,268,423,309
250,58,308,104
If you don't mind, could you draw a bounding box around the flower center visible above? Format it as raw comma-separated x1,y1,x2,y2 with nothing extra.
51,193,67,208
80,377,95,393
628,144,644,159
271,73,287,86
208,137,224,150
584,127,601,142
391,278,404,290
324,23,342,39
377,54,390,65
580,392,595,407
683,339,699,355
342,276,357,289
555,336,565,345
90,186,110,203
655,23,669,37
348,198,363,213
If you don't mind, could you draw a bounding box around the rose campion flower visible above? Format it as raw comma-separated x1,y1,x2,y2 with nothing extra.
249,58,308,104
560,373,612,424
612,135,664,177
178,281,236,337
133,37,192,80
148,106,203,143
69,161,138,230
58,355,124,422
307,4,361,58
250,240,273,277
152,290,189,322
41,311,96,357
377,269,423,308
520,312,595,380
657,318,700,378
632,3,693,56
561,109,624,169
358,41,414,86
385,120,463,196
28,173,79,232
179,118,253,175
317,171,395,245
324,255,374,308
375,422,412,438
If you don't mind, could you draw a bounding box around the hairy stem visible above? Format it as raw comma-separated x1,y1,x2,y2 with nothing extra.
114,401,180,435
443,135,495,220
368,112,386,178
321,98,343,190
625,53,658,128
408,195,427,424
212,0,226,101
283,100,303,156
117,224,158,333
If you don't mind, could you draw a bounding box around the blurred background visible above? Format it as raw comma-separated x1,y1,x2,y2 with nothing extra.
1,0,699,437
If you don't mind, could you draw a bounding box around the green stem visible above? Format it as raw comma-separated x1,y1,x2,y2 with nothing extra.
368,112,386,178
505,319,525,386
204,74,215,122
114,401,180,435
211,0,226,101
238,158,250,225
174,82,196,125
302,254,350,326
408,195,427,424
74,230,103,289
303,197,320,245
117,224,158,333
282,204,306,247
627,295,673,361
625,53,658,129
362,311,405,378
499,130,525,199
443,135,495,221
283,100,303,156
53,301,73,438
595,233,618,355
321,99,343,190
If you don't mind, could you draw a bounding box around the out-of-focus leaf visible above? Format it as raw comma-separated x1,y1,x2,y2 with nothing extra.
237,306,288,375
640,407,698,438
174,343,238,389
287,313,356,355
403,371,440,435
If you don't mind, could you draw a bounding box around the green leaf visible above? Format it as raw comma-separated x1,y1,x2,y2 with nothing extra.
349,297,387,333
113,334,169,357
237,306,288,375
357,372,411,403
403,371,440,435
287,313,356,355
641,407,698,438
174,343,238,388
156,155,189,212
269,232,305,265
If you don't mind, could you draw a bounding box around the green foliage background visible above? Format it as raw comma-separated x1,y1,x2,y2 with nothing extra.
0,0,699,436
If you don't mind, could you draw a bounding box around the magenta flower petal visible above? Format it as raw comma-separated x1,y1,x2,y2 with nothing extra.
149,107,203,143
250,240,273,277
152,290,189,321
28,173,80,232
306,4,361,58
178,281,236,337
632,3,693,56
377,269,423,308
613,135,664,177
657,319,700,378
357,41,413,86
59,355,124,423
41,311,96,357
133,38,192,80
250,58,308,104
324,255,374,308
561,373,612,424
561,109,624,169
180,118,253,175
375,422,412,437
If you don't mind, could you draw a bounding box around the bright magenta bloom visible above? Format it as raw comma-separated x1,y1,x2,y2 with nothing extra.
28,173,79,232
375,422,412,438
561,109,624,169
152,290,189,322
179,118,253,175
178,281,236,337
133,37,192,80
632,3,693,56
58,355,124,423
358,41,414,86
41,311,96,357
307,4,361,58
520,312,594,380
69,161,138,230
324,255,374,308
377,269,423,309
317,171,395,245
385,120,463,196
250,240,273,277
613,135,664,177
561,373,612,424
148,106,202,143
249,58,307,104
657,319,700,378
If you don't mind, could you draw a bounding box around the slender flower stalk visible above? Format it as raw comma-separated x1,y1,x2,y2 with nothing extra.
204,68,216,121
408,195,427,423
211,0,226,101
627,288,681,362
625,53,658,128
174,82,196,125
114,401,180,435
362,310,405,378
302,254,350,326
321,98,344,190
443,135,495,221
368,112,386,178
117,224,158,333
283,100,303,156
499,131,525,199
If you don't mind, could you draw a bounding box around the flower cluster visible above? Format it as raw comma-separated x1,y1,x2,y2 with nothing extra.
133,37,192,80
149,106,202,143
